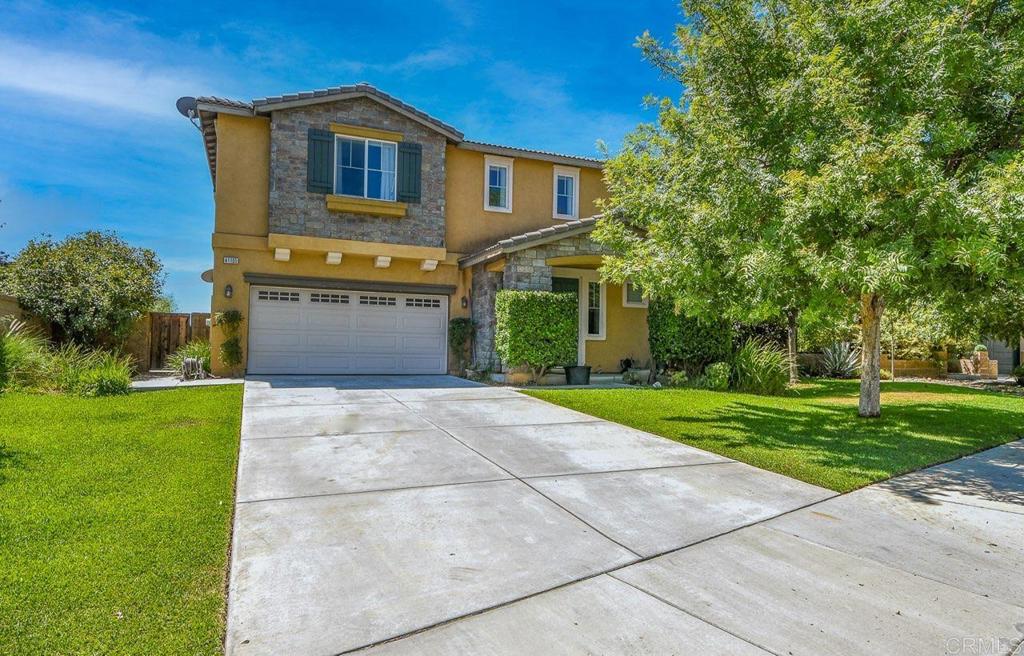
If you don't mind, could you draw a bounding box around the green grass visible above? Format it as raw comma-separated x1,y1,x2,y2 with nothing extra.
0,385,243,655
525,380,1024,492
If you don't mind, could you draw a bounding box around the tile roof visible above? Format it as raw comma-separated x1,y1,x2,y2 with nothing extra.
251,83,463,140
459,140,604,167
187,83,606,185
459,216,600,268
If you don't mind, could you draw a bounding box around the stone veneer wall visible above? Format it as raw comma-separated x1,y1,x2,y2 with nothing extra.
268,97,447,248
471,263,503,369
501,234,609,290
471,233,610,368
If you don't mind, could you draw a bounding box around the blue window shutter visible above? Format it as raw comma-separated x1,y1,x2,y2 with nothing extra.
307,128,334,194
397,142,422,203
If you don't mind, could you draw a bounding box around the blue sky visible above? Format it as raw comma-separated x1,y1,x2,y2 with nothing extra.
0,0,682,311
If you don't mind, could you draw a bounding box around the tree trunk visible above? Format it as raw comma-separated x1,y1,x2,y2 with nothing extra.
859,293,885,418
786,307,800,384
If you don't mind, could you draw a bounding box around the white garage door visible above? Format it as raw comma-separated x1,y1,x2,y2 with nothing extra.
247,286,448,375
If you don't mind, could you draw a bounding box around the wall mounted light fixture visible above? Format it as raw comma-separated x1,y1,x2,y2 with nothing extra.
224,284,233,299
461,296,468,309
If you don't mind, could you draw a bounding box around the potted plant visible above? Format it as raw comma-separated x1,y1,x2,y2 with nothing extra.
565,361,591,385
1014,365,1024,387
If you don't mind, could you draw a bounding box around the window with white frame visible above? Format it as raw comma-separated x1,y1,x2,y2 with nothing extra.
587,281,604,337
484,155,513,212
622,281,648,308
335,135,397,201
552,166,579,219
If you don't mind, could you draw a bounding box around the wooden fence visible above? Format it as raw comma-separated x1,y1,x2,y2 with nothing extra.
145,313,211,370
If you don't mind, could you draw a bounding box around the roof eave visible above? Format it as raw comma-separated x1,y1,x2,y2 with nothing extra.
458,218,599,269
457,141,604,169
253,92,464,142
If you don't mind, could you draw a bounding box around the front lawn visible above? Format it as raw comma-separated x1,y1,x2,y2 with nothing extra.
0,385,242,655
525,380,1024,492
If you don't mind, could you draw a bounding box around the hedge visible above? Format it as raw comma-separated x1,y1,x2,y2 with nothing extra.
647,299,732,374
495,290,577,381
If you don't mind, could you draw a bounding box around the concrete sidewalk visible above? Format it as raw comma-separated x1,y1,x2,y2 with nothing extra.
227,376,1024,656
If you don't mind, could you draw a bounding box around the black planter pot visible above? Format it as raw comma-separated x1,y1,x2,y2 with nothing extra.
565,365,592,385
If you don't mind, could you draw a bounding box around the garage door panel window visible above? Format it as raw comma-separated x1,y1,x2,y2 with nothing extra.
310,292,349,304
406,297,441,308
257,290,300,302
359,295,397,306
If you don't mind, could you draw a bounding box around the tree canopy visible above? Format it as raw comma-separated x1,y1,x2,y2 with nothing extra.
1,231,164,344
597,0,1024,416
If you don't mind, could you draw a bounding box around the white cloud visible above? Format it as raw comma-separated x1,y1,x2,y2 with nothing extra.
0,39,207,119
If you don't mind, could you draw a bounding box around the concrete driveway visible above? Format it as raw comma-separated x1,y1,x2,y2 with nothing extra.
227,376,1024,656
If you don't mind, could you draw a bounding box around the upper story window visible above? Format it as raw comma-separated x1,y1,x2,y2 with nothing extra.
484,155,513,213
552,165,580,220
336,135,397,201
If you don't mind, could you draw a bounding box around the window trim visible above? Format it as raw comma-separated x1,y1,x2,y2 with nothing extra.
552,165,580,220
622,281,649,308
333,133,399,202
585,279,607,340
483,155,514,213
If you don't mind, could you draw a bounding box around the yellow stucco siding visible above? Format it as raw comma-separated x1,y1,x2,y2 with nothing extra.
213,114,270,237
444,146,606,254
209,244,467,375
584,283,651,373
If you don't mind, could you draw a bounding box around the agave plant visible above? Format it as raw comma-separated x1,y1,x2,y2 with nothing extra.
821,341,861,379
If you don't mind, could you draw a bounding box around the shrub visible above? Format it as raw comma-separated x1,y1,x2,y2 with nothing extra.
733,321,787,350
52,345,133,396
167,340,211,376
647,300,732,375
215,310,245,371
76,357,133,397
1013,365,1024,385
821,342,860,378
0,319,52,391
701,362,731,391
622,370,642,385
732,338,790,395
495,290,577,382
2,231,162,345
669,370,689,387
973,343,988,352
448,317,475,371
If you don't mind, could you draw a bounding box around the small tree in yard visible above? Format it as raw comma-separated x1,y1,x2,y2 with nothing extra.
598,0,1024,417
494,290,577,383
0,231,163,345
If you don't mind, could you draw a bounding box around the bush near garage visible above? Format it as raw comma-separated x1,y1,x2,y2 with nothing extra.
647,299,732,376
495,290,577,383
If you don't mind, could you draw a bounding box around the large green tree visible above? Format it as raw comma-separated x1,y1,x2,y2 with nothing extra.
1,231,164,344
598,0,1024,416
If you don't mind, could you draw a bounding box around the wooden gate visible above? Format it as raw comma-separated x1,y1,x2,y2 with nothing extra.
149,313,211,370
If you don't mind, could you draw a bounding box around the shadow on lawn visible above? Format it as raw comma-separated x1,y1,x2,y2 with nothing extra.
663,395,1024,492
0,442,25,486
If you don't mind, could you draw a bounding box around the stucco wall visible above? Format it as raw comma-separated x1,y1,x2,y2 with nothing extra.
268,97,447,247
445,147,606,254
214,114,271,237
586,283,651,372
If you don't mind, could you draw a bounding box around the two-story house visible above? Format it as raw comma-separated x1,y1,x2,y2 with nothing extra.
183,83,649,376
